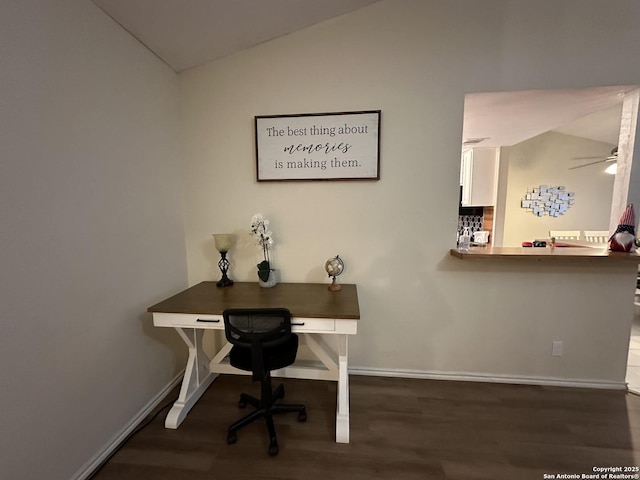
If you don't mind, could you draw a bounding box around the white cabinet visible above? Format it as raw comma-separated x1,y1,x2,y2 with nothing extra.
460,147,499,206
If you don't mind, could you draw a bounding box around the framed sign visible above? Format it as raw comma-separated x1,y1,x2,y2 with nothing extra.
255,110,381,181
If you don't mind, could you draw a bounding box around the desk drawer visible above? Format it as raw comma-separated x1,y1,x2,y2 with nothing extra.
291,317,335,332
153,313,224,328
153,313,336,332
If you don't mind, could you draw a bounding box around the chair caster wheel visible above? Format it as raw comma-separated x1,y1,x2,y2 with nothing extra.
298,410,307,422
227,431,237,444
268,440,279,456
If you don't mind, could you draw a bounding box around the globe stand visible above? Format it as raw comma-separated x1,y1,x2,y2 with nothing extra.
328,275,342,292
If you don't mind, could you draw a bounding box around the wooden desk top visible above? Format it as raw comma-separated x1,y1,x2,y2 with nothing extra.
450,246,640,263
148,281,360,319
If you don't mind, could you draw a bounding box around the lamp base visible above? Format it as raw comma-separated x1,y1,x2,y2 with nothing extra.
216,251,233,287
217,277,234,288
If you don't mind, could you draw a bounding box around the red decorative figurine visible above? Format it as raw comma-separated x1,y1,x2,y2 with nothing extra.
609,204,638,253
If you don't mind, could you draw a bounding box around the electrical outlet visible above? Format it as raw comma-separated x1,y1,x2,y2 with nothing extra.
552,341,563,356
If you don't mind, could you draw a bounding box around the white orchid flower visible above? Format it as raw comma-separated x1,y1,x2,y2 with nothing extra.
250,213,275,263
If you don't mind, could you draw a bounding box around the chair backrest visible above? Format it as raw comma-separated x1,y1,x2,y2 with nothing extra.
223,308,292,379
584,230,609,243
549,230,581,240
223,307,292,348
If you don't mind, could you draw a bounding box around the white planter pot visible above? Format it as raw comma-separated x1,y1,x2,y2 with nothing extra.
258,269,277,288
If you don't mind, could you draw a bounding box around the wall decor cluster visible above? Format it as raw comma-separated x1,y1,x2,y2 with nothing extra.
255,110,381,181
521,185,575,217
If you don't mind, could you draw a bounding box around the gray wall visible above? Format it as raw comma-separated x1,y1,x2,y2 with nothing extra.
0,1,188,478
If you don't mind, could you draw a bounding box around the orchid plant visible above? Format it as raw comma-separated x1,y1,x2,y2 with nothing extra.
249,213,274,282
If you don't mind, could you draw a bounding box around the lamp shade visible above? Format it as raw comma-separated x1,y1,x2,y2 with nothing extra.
213,234,234,252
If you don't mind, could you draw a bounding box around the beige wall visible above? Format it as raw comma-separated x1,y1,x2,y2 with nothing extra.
180,0,639,387
500,131,616,247
0,1,187,479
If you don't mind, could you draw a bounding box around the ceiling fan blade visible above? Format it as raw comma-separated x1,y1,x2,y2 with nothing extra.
569,147,618,168
568,159,609,170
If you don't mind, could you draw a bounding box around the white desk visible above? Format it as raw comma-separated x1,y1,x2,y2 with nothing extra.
148,281,360,443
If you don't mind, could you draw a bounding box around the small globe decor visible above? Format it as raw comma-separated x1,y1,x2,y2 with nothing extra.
325,255,344,292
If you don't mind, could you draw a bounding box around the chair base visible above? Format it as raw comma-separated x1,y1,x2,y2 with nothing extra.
227,383,306,456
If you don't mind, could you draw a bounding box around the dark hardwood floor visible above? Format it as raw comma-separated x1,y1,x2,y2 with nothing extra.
90,375,640,479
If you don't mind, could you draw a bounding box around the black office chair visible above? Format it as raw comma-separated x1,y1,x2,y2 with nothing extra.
223,308,307,455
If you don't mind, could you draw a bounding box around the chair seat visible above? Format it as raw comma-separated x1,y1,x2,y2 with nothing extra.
229,334,298,373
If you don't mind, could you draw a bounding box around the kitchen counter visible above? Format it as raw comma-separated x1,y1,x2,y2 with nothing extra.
450,246,640,263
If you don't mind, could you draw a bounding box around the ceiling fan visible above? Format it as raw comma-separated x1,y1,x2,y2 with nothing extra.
569,146,618,170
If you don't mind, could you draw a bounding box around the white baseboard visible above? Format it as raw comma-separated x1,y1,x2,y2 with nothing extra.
348,366,627,390
72,371,184,480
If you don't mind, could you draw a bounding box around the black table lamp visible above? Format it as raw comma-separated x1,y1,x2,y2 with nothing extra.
213,234,234,287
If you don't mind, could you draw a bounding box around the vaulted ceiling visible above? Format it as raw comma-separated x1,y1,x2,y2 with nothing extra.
92,1,633,147
463,86,631,148
91,0,382,72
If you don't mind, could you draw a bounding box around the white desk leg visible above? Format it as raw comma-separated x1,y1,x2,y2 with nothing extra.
164,327,216,429
335,334,350,443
